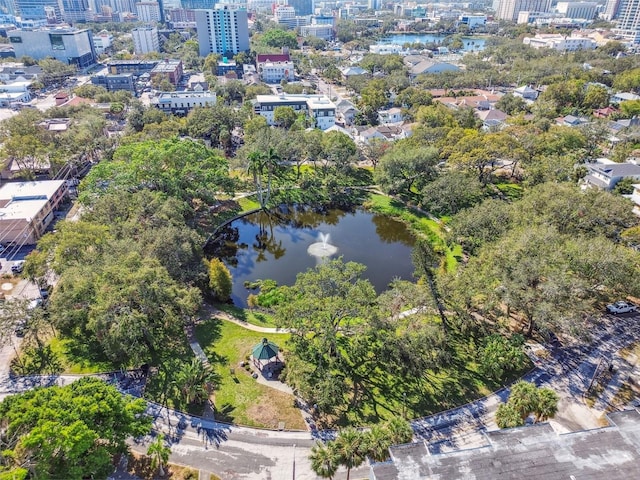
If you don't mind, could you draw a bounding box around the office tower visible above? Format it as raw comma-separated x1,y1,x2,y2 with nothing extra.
136,1,161,21
0,0,16,15
111,0,136,13
195,5,249,56
614,0,640,42
603,0,622,19
14,0,63,21
495,0,551,21
368,0,380,10
288,0,312,16
62,0,90,22
132,26,160,53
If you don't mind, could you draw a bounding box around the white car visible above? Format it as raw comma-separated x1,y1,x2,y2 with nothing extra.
606,301,638,314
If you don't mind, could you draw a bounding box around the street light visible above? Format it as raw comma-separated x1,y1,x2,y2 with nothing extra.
292,444,296,480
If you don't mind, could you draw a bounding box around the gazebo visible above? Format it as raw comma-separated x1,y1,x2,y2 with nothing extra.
251,337,280,372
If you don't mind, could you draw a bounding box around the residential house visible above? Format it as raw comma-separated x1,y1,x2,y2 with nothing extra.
340,66,367,81
594,106,618,118
556,114,589,127
476,108,508,129
610,92,640,105
583,159,640,190
378,107,403,125
513,85,538,100
353,124,409,144
335,98,359,126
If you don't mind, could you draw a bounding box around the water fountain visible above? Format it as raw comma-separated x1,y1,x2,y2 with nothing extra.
307,232,338,258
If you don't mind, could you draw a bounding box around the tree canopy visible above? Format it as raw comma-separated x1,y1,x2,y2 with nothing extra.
0,378,151,479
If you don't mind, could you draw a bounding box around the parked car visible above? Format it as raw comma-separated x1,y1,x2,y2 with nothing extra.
14,320,26,337
11,261,25,274
606,301,637,314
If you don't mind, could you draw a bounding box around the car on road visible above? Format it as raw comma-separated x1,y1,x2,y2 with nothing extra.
606,301,637,314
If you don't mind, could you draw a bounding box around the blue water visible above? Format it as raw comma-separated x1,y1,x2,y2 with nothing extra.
379,34,485,51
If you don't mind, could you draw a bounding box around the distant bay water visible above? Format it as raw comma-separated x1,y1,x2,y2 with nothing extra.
378,33,486,51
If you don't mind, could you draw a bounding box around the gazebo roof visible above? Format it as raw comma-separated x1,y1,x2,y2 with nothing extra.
252,338,279,361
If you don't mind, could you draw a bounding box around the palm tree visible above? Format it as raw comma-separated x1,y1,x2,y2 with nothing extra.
309,442,339,479
384,416,414,445
262,147,282,207
509,381,538,421
247,150,265,207
173,358,219,407
333,428,367,480
147,434,171,476
533,388,558,423
364,425,391,463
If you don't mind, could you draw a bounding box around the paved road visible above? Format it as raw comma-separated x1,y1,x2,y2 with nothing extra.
1,311,639,479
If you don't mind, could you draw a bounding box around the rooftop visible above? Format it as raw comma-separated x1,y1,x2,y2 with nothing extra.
0,180,66,221
372,410,640,480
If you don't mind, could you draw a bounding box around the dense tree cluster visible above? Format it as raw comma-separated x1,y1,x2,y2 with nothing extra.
495,381,558,428
0,378,151,479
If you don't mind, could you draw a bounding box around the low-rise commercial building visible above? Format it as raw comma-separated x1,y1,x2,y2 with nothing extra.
256,53,294,83
0,180,68,245
151,88,216,115
150,59,183,86
253,93,336,130
523,33,597,51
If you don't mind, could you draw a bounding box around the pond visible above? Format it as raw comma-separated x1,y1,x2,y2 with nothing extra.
208,206,417,308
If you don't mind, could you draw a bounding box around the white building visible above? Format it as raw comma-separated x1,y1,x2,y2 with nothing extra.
151,89,216,115
0,80,31,107
583,159,640,190
256,53,295,83
556,2,597,19
459,15,487,29
92,29,113,54
195,5,250,56
495,0,552,21
253,93,336,130
300,23,334,40
523,33,597,50
132,27,160,54
614,0,640,43
136,1,161,23
369,44,403,55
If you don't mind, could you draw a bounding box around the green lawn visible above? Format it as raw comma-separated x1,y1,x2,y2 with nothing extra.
495,182,524,200
213,303,278,328
48,337,114,374
364,194,462,271
195,316,305,430
237,196,261,212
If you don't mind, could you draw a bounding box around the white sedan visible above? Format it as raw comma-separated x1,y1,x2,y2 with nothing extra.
606,301,638,314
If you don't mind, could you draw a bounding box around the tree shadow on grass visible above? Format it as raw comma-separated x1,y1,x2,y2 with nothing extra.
60,338,115,372
214,402,236,424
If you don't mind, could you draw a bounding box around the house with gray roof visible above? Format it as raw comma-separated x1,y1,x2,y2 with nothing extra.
583,158,640,190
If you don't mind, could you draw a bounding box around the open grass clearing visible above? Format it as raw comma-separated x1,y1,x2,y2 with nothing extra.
213,303,277,328
194,316,305,430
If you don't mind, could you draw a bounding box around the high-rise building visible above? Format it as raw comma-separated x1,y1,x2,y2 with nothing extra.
132,26,160,53
195,5,249,56
495,0,551,21
368,0,380,10
603,0,622,20
556,1,597,19
182,0,217,8
61,0,90,23
136,1,161,22
288,0,312,16
8,27,96,67
14,0,63,21
614,0,640,42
